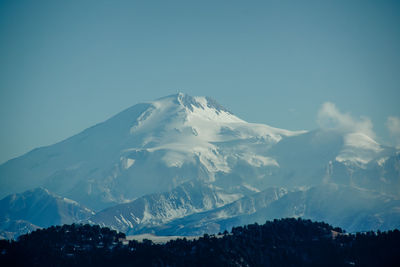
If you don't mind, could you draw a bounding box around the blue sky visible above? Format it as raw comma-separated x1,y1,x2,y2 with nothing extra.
0,0,400,163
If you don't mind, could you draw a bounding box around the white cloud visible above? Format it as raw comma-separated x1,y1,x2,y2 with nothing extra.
317,102,375,138
386,116,400,148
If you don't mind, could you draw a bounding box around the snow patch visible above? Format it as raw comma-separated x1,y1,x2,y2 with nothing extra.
162,151,186,168
120,157,136,169
242,183,261,193
62,197,79,206
216,192,243,206
241,154,279,167
119,214,133,228
377,157,389,167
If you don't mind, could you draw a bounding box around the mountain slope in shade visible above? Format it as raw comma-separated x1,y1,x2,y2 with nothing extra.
0,188,94,238
88,180,242,234
129,186,288,235
255,183,400,232
145,183,400,236
0,220,39,240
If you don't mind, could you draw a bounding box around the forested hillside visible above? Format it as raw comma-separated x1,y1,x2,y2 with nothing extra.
1,218,399,266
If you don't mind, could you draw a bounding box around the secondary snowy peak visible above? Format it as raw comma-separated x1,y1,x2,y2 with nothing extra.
336,132,384,165
89,181,243,234
0,187,95,238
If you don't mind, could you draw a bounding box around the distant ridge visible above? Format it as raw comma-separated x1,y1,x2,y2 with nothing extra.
0,187,94,239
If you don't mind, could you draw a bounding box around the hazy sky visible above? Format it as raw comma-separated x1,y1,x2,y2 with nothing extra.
1,0,400,164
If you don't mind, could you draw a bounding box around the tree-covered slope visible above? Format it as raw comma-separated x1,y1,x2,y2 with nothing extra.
1,218,399,266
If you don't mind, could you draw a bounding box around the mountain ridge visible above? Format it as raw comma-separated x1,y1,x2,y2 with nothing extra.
0,187,94,239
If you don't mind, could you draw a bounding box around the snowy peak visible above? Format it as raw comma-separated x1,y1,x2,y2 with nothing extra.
130,92,303,145
121,93,305,180
336,132,384,165
156,93,233,115
0,188,94,232
145,93,243,127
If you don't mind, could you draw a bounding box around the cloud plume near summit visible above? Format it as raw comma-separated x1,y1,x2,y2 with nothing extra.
317,102,375,139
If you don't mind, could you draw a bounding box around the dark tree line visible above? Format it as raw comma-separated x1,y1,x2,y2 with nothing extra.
1,218,399,266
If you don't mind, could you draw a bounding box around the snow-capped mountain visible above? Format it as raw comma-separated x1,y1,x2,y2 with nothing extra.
0,93,305,210
128,186,289,236
137,184,400,236
0,93,399,237
0,188,94,239
88,180,242,234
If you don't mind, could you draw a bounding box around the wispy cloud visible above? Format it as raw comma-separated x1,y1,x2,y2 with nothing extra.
386,116,400,148
317,102,375,138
